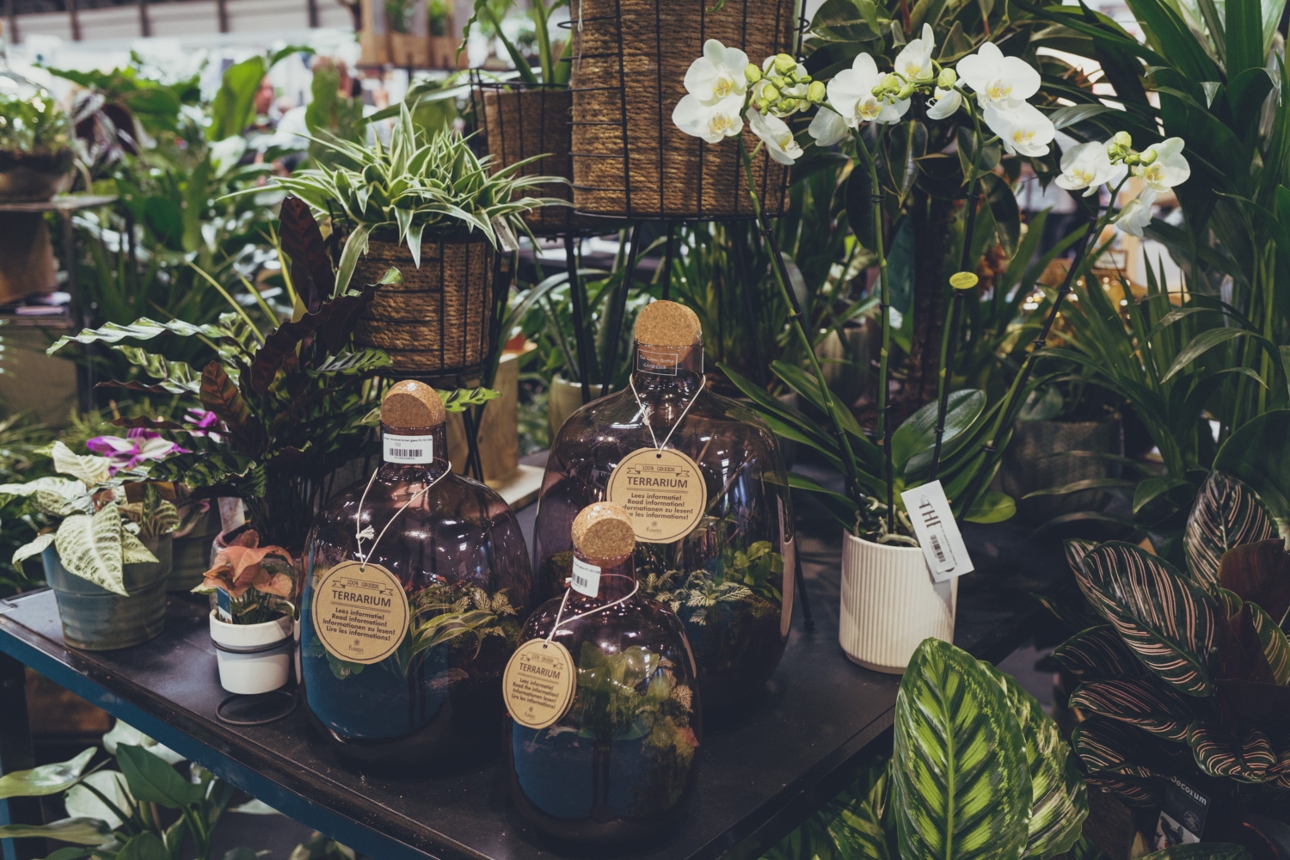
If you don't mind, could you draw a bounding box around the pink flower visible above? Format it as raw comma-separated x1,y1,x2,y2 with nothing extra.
86,431,188,475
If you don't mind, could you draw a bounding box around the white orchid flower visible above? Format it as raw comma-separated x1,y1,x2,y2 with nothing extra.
683,39,750,105
1135,137,1190,192
957,42,1041,110
1115,188,1157,237
984,103,1055,157
1056,140,1127,196
926,86,962,120
747,109,803,165
827,53,911,128
893,24,936,83
673,93,745,143
808,107,849,146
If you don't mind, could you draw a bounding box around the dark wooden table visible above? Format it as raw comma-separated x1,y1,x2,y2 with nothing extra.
0,493,1065,860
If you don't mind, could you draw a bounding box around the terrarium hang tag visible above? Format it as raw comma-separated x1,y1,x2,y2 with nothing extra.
899,481,974,583
503,638,576,730
311,561,410,665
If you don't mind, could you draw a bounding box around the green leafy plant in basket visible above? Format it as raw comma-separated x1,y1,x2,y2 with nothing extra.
461,0,571,86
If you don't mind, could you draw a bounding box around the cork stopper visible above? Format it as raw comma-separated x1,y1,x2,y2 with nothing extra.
634,301,701,347
380,380,446,429
571,502,636,560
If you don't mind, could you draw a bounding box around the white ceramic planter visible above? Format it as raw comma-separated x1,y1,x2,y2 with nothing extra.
209,611,293,695
838,532,957,674
548,374,604,439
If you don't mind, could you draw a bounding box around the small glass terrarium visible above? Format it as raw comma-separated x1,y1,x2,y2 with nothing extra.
507,502,701,844
301,380,533,771
534,300,794,714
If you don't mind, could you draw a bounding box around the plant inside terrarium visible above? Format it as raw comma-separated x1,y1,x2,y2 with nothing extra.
0,89,71,154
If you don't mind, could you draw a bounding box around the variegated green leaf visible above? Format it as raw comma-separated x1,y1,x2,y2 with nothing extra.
1140,846,1251,860
50,441,111,486
1246,602,1290,684
1064,538,1097,574
891,638,1030,860
1072,718,1165,781
1073,542,1217,696
0,748,94,798
1067,679,1193,742
1212,410,1290,546
825,756,896,860
1186,724,1275,783
1186,471,1277,591
12,532,56,566
120,530,159,566
112,346,202,395
306,349,392,378
1216,587,1244,617
982,663,1087,859
1051,625,1151,681
54,506,127,596
48,317,222,355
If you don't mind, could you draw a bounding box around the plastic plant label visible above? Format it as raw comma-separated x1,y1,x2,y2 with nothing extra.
1153,777,1208,847
636,349,680,375
949,271,980,290
311,561,410,665
570,557,601,598
900,480,974,583
492,217,520,253
216,588,233,622
606,448,707,544
503,638,576,729
383,433,433,465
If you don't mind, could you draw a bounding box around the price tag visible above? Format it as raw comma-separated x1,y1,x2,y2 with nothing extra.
383,433,434,465
900,480,973,583
949,271,979,290
570,557,601,598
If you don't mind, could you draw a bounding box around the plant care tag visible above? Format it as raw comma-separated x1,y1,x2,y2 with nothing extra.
1153,777,1208,848
311,561,409,665
492,216,519,253
383,433,433,465
949,271,980,290
900,481,974,583
215,588,233,622
606,448,706,544
570,557,601,598
503,638,576,729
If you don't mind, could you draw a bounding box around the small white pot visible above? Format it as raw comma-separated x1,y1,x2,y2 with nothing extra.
548,374,603,439
839,531,958,674
209,611,294,695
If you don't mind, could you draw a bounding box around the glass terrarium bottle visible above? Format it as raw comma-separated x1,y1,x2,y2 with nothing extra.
301,380,533,771
507,502,701,844
534,300,794,714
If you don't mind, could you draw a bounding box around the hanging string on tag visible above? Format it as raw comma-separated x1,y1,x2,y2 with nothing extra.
353,468,448,571
628,373,705,454
543,574,640,645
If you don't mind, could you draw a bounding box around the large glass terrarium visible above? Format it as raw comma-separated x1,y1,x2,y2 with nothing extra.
533,301,794,714
507,502,701,844
301,381,533,771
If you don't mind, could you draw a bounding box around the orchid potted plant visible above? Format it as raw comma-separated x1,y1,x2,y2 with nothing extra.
0,440,180,651
193,530,298,695
671,20,1192,671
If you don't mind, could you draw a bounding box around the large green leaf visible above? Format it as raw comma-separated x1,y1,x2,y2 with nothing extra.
112,346,202,396
1072,541,1217,696
48,318,222,355
54,506,128,596
115,745,204,809
1213,410,1290,544
982,664,1087,859
117,832,169,860
0,817,111,846
891,639,1031,860
891,390,985,476
825,756,896,860
1067,679,1193,741
208,56,266,141
0,748,94,799
1184,471,1277,591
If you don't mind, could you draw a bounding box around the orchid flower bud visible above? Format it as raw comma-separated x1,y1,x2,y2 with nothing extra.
773,53,797,74
745,63,762,84
937,67,957,89
1113,131,1132,148
807,80,827,103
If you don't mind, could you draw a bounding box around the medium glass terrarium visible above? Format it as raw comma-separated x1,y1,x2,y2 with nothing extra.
301,381,532,771
507,502,701,844
533,301,794,714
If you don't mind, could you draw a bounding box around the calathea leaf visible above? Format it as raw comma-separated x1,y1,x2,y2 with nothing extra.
981,663,1087,859
315,284,379,356
0,747,94,798
307,349,392,377
54,506,127,596
1072,541,1217,696
824,755,896,860
200,361,265,456
1051,625,1151,681
1072,717,1168,781
1218,540,1290,626
1065,538,1097,574
279,196,334,313
111,346,202,396
1068,679,1194,742
1246,601,1290,685
891,639,1031,860
1186,724,1275,783
48,318,222,355
1185,471,1277,590
1212,410,1290,545
1215,603,1276,685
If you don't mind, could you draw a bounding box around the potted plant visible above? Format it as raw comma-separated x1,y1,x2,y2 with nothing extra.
0,79,73,202
194,531,297,695
0,441,179,650
387,0,432,67
268,106,563,376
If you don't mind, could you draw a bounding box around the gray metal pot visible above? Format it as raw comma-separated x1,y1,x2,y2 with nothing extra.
1000,414,1122,525
42,533,172,651
167,509,222,592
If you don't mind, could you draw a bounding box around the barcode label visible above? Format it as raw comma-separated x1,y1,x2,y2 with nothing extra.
571,557,601,598
929,533,947,564
900,480,973,583
383,433,434,464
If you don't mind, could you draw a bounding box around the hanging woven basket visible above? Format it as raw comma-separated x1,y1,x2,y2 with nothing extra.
569,0,797,220
351,234,499,377
475,81,604,236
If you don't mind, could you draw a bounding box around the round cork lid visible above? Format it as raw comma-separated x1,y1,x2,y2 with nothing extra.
380,380,446,429
571,502,636,559
635,300,701,347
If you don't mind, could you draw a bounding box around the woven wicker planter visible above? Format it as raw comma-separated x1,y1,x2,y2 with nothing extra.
478,84,600,236
570,0,796,220
352,235,498,377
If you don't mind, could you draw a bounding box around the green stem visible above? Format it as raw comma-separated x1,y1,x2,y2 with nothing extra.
736,136,867,520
